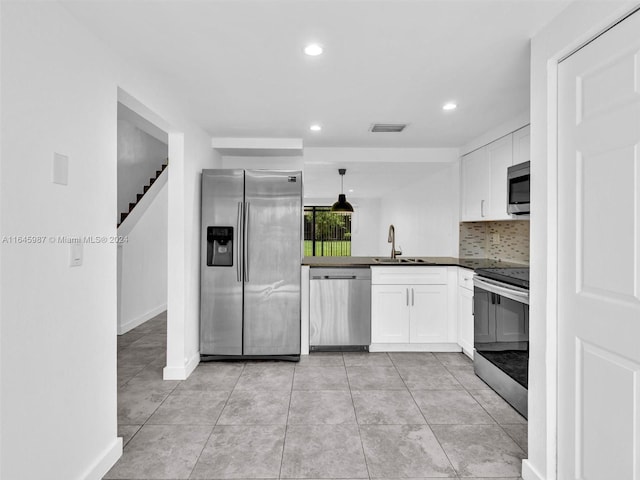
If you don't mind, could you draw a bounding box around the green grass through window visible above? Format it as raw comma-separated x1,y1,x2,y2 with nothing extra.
304,206,352,257
304,240,351,257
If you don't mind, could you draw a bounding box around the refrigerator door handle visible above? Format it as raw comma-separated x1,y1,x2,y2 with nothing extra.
236,202,243,282
244,202,250,282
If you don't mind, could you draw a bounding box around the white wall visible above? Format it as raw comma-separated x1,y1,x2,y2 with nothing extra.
1,4,121,479
220,155,304,171
118,182,168,334
304,147,459,164
377,162,460,256
0,2,217,478
527,2,638,480
177,137,221,381
348,198,382,255
303,149,460,257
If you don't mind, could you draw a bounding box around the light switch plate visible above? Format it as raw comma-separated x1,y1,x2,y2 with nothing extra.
70,241,82,267
492,233,501,244
52,153,69,185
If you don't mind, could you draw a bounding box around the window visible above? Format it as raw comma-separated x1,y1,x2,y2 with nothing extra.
304,206,352,256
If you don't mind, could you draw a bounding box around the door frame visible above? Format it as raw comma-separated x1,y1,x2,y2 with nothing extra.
116,87,189,379
529,3,640,480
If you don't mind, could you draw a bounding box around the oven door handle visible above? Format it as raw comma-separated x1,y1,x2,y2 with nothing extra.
474,277,529,305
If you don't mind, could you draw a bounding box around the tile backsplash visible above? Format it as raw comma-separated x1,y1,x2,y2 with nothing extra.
459,220,529,265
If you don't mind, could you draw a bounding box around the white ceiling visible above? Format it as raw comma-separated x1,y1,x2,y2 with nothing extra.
63,0,570,148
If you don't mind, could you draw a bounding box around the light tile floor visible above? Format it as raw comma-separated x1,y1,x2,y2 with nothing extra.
107,313,527,479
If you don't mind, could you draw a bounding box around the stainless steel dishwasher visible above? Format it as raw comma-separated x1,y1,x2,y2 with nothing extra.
309,267,371,351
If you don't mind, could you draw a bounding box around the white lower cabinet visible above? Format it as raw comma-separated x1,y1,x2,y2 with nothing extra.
409,285,449,343
371,285,410,343
457,268,475,359
371,284,448,344
370,267,455,350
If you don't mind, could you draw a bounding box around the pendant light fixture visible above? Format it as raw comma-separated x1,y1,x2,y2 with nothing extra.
331,168,354,214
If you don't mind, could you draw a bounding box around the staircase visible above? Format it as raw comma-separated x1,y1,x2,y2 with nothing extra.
118,160,168,226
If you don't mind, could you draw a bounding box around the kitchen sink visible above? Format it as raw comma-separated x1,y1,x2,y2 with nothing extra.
372,257,436,265
372,257,404,264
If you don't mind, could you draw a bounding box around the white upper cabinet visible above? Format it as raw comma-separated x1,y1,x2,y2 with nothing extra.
512,125,531,166
488,134,514,220
461,146,490,221
461,125,529,222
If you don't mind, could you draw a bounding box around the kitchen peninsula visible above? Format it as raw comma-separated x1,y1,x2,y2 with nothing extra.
301,256,528,357
303,256,525,269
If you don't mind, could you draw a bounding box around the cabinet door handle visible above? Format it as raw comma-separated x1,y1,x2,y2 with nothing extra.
481,199,486,218
411,288,415,306
406,288,409,306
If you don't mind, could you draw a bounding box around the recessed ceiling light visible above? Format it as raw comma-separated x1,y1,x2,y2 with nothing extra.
304,44,323,56
309,124,322,132
348,189,354,193
443,102,457,111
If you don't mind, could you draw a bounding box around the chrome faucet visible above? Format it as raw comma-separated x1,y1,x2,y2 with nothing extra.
388,224,402,259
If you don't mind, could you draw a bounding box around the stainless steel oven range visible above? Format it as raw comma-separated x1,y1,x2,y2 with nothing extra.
473,267,529,418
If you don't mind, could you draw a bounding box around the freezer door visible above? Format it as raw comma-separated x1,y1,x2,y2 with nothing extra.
243,170,302,356
200,169,244,356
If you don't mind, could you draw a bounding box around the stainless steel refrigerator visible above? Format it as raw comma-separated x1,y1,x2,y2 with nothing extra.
200,169,302,360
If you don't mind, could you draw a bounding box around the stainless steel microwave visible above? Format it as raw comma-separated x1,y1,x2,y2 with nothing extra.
507,161,530,215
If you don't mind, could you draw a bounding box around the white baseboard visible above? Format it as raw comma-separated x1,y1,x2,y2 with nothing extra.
163,350,200,380
369,343,462,353
118,303,167,335
522,459,545,480
80,436,122,480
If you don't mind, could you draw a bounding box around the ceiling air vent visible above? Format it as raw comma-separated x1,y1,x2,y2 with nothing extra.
370,123,407,133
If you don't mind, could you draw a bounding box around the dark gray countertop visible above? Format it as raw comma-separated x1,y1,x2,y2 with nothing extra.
302,256,527,270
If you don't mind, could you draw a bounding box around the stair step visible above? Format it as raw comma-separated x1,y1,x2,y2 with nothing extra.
117,161,167,227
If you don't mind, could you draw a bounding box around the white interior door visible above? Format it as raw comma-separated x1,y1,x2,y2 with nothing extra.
558,10,640,480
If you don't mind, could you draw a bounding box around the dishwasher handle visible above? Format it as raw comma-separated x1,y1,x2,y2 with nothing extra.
311,275,359,280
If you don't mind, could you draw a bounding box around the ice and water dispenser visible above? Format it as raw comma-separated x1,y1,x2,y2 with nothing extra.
206,226,234,266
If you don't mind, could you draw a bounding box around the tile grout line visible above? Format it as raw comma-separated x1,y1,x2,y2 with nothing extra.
185,360,246,479
438,355,527,470
439,356,509,428
118,325,177,427
277,360,296,479
345,352,375,480
389,352,460,479
117,324,526,479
